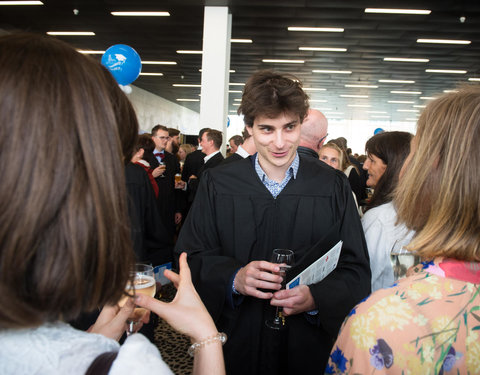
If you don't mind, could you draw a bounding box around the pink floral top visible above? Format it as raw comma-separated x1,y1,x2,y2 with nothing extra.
325,258,480,374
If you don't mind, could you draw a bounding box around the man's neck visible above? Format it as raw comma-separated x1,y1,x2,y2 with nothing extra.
155,147,165,153
204,147,217,156
257,155,291,183
298,141,318,153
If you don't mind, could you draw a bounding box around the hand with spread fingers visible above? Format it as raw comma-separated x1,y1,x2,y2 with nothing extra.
135,252,225,375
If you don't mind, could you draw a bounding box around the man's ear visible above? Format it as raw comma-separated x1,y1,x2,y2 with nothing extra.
246,126,253,136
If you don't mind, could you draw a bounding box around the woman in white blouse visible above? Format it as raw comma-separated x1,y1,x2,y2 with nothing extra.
361,131,413,292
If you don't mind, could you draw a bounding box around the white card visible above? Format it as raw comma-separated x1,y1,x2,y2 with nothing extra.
287,240,343,289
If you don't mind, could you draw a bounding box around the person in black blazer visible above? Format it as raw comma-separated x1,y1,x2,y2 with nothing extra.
145,125,184,245
187,129,224,203
181,128,209,183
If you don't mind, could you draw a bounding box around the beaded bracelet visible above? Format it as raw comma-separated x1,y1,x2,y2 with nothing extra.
187,332,227,357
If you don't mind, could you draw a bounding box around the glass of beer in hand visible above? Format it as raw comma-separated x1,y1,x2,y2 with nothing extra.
119,263,156,336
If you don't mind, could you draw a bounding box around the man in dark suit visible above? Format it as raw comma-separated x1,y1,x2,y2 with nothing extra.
187,128,224,202
146,124,184,245
222,127,257,165
181,128,209,183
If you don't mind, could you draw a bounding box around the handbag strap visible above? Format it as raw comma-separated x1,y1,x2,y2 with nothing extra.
85,351,118,375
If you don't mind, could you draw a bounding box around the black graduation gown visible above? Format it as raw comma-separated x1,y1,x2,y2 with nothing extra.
221,152,243,165
125,163,173,265
145,151,183,241
175,155,371,375
186,151,224,204
181,149,205,182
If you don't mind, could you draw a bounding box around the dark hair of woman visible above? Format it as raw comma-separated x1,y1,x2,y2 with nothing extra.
0,33,135,328
364,131,413,211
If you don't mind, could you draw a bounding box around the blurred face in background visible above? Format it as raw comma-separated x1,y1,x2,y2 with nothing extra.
363,153,387,187
319,146,341,170
229,139,238,153
178,147,187,161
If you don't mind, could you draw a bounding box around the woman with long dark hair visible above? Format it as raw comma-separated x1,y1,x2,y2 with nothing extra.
361,131,413,291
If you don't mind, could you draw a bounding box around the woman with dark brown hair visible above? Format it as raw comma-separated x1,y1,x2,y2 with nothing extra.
0,33,224,375
361,131,414,292
326,86,480,374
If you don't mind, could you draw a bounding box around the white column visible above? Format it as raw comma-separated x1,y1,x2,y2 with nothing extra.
199,6,231,155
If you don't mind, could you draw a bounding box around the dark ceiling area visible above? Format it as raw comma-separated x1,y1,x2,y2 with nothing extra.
1,0,479,122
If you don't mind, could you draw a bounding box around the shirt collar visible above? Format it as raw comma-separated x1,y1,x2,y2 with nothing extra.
204,150,220,163
235,145,250,158
254,152,300,181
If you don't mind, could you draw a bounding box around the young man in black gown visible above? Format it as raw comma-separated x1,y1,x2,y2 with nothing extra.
175,70,371,374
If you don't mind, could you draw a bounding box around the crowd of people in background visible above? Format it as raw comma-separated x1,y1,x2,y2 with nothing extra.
1,32,480,375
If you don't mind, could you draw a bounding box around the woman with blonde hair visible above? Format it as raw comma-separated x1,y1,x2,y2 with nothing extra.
318,143,343,171
0,33,224,375
325,86,480,374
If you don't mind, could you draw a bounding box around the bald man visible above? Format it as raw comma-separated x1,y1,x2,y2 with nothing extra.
297,109,328,159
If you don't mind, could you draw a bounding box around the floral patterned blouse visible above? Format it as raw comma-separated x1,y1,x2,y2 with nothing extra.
325,257,480,374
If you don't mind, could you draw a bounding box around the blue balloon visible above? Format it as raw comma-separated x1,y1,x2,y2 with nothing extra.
101,44,142,85
374,127,384,135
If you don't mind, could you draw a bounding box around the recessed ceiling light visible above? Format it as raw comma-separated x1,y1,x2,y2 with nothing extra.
288,27,344,32
365,8,431,15
0,1,43,4
111,11,170,16
379,79,415,84
172,84,201,87
229,90,242,93
468,78,480,82
77,50,105,54
231,39,252,43
313,70,352,74
47,31,95,36
417,39,471,45
345,84,378,88
139,73,164,76
229,83,245,86
142,61,177,65
309,99,328,103
405,118,419,121
397,109,419,112
413,105,427,108
388,100,415,104
420,97,436,100
340,94,369,98
390,91,422,95
262,59,305,64
177,50,202,54
233,99,242,101
367,111,388,114
232,103,240,106
443,89,459,93
426,69,467,74
229,110,238,113
176,98,200,102
199,69,235,73
304,88,327,91
348,104,372,108
384,57,429,63
299,47,347,52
